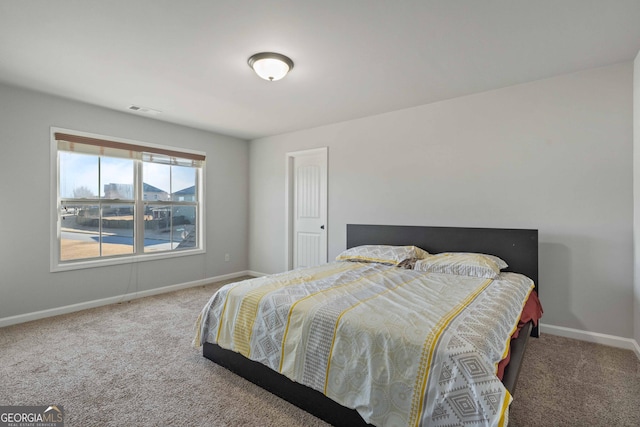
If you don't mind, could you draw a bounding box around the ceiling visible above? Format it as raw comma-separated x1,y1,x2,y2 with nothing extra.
1,1,640,140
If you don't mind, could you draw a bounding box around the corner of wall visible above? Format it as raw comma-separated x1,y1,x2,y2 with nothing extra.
634,49,640,346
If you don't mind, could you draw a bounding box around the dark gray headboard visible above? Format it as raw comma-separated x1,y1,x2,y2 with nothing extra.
346,224,538,290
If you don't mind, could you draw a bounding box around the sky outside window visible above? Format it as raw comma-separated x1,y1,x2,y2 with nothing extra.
60,152,195,198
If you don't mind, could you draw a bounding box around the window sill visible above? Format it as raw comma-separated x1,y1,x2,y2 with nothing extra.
50,247,206,272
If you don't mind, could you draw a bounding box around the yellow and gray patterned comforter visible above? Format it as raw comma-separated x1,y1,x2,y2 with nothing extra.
196,262,534,427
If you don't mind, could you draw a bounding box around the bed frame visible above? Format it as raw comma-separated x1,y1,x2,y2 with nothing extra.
203,224,539,427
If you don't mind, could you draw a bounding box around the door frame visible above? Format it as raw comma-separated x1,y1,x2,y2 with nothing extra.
285,147,328,270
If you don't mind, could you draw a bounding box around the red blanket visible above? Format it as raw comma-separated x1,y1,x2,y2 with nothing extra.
497,290,543,379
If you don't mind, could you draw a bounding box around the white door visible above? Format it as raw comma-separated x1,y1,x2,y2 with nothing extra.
287,148,327,269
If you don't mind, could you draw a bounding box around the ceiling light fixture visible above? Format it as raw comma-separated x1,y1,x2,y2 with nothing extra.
248,52,294,82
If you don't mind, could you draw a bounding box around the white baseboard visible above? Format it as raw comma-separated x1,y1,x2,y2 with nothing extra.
247,270,268,277
541,323,640,360
0,271,252,328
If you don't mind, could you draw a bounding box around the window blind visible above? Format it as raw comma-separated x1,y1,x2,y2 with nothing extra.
55,132,206,166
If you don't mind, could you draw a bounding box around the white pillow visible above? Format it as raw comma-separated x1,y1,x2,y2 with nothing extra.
414,252,507,279
335,245,430,266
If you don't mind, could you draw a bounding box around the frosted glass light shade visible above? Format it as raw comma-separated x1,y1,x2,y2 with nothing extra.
248,52,294,81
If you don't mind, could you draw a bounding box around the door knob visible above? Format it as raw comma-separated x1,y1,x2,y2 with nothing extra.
320,225,325,230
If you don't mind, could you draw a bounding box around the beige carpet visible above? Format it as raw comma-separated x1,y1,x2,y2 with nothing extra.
1,277,638,426
509,331,640,426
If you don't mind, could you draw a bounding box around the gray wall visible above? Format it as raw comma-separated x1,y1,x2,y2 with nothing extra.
0,82,249,320
634,51,640,345
250,63,634,339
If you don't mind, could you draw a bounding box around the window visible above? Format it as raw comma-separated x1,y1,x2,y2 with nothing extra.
51,129,205,271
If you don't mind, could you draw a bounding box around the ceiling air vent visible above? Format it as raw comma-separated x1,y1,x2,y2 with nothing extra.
127,105,162,115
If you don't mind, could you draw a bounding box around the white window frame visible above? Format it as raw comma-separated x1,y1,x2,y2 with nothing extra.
50,127,206,272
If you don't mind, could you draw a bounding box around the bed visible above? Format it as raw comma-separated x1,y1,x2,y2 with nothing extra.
196,224,541,427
